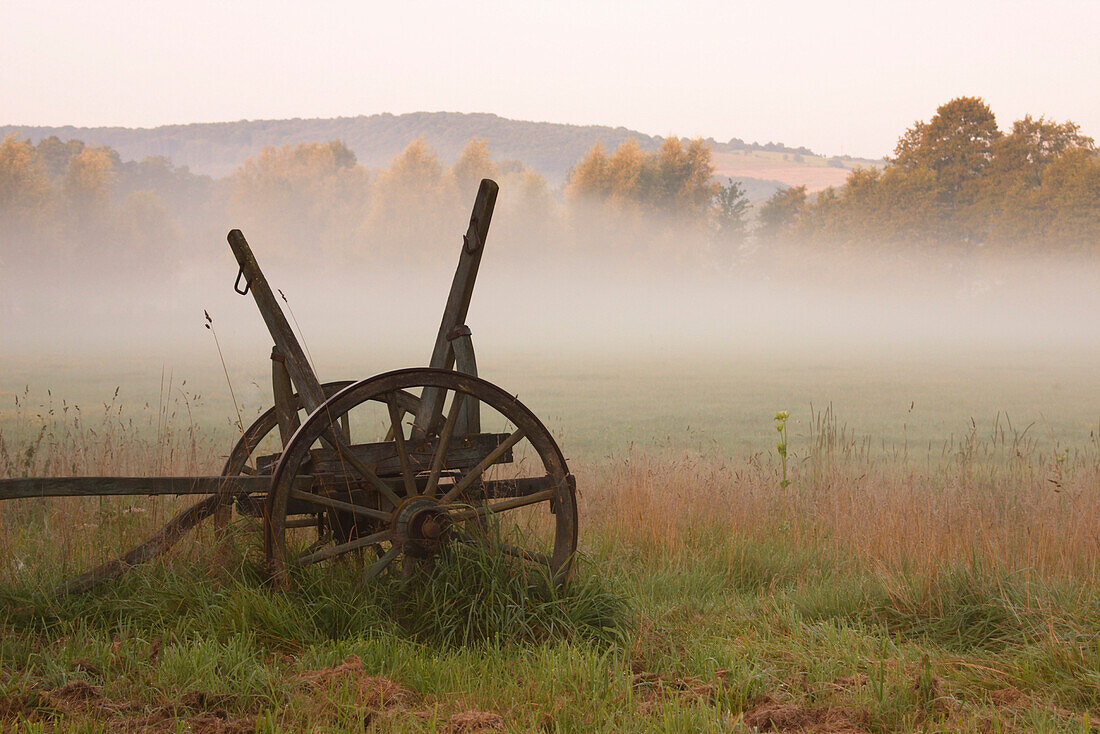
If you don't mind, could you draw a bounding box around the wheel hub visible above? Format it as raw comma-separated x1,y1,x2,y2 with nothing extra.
392,496,451,557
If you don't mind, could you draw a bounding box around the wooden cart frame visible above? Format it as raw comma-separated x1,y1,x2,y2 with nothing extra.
0,179,578,594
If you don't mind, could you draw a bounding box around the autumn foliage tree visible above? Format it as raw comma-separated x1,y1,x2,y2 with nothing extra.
231,140,370,260
0,135,54,244
451,138,497,195
4,99,1098,280
759,96,1100,249
564,136,725,260
566,136,717,217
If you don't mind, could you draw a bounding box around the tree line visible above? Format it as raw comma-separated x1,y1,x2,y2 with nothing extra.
754,97,1099,249
0,134,562,274
2,95,1097,282
0,131,734,274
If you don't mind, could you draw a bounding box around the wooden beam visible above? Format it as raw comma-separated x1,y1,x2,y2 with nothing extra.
449,327,480,435
271,347,301,446
227,230,325,413
0,476,275,501
256,431,513,477
412,179,498,437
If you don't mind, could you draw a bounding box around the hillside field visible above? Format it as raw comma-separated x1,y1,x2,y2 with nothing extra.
712,150,865,194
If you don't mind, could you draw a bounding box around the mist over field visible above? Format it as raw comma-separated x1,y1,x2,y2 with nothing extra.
4,224,1099,357
2,96,1099,458
3,216,1099,460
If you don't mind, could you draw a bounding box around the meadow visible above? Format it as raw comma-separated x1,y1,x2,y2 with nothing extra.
1,347,1098,732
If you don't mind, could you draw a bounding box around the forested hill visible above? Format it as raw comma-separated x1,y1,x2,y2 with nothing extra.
0,112,873,186
0,112,666,183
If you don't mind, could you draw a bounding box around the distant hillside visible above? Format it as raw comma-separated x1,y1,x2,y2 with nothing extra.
0,112,881,195
0,113,659,183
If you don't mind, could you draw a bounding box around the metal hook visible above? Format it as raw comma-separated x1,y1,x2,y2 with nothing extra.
234,267,251,295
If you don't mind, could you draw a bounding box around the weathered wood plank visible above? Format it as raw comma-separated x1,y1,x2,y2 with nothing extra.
475,475,556,500
412,179,498,437
0,440,524,504
449,327,480,435
271,348,301,446
282,475,556,516
227,230,326,413
0,476,270,500
440,429,525,504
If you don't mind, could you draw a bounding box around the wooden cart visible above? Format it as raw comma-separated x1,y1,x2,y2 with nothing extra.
0,179,578,594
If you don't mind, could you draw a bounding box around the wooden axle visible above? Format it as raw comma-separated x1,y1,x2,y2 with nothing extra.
254,429,508,476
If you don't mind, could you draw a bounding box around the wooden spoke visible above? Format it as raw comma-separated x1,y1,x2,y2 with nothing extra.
439,428,525,505
447,488,556,521
384,398,413,441
339,412,351,442
387,392,418,498
423,391,463,498
401,555,416,581
330,437,403,508
289,488,391,522
363,544,401,582
298,529,391,566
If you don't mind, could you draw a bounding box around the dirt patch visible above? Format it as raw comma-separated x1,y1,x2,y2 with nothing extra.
51,680,101,705
39,680,255,733
988,686,1027,707
831,674,868,690
297,654,418,710
113,708,254,734
631,668,727,714
179,691,241,711
742,696,871,733
178,709,254,734
0,689,51,720
446,709,505,732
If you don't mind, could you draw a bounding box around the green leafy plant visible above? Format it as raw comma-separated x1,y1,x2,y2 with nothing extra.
775,410,791,488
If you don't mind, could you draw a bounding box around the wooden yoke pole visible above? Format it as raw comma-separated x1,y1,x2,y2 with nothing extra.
227,230,326,412
412,178,498,438
228,229,404,519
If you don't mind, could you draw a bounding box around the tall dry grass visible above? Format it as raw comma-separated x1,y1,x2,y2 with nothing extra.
580,406,1100,580
1,389,1098,587
0,384,224,585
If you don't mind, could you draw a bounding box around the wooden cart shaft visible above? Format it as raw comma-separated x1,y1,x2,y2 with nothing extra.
0,473,548,503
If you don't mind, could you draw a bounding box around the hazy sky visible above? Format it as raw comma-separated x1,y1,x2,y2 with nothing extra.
2,0,1097,158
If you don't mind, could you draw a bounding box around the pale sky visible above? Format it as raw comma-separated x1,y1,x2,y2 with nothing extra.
2,0,1097,158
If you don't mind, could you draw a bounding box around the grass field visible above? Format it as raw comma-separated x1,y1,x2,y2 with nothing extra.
1,349,1099,732
711,150,861,194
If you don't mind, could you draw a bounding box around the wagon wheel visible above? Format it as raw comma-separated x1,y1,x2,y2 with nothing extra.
264,368,578,586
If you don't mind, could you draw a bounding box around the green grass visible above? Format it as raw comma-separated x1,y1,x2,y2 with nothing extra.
1,522,1098,732
4,346,1099,462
